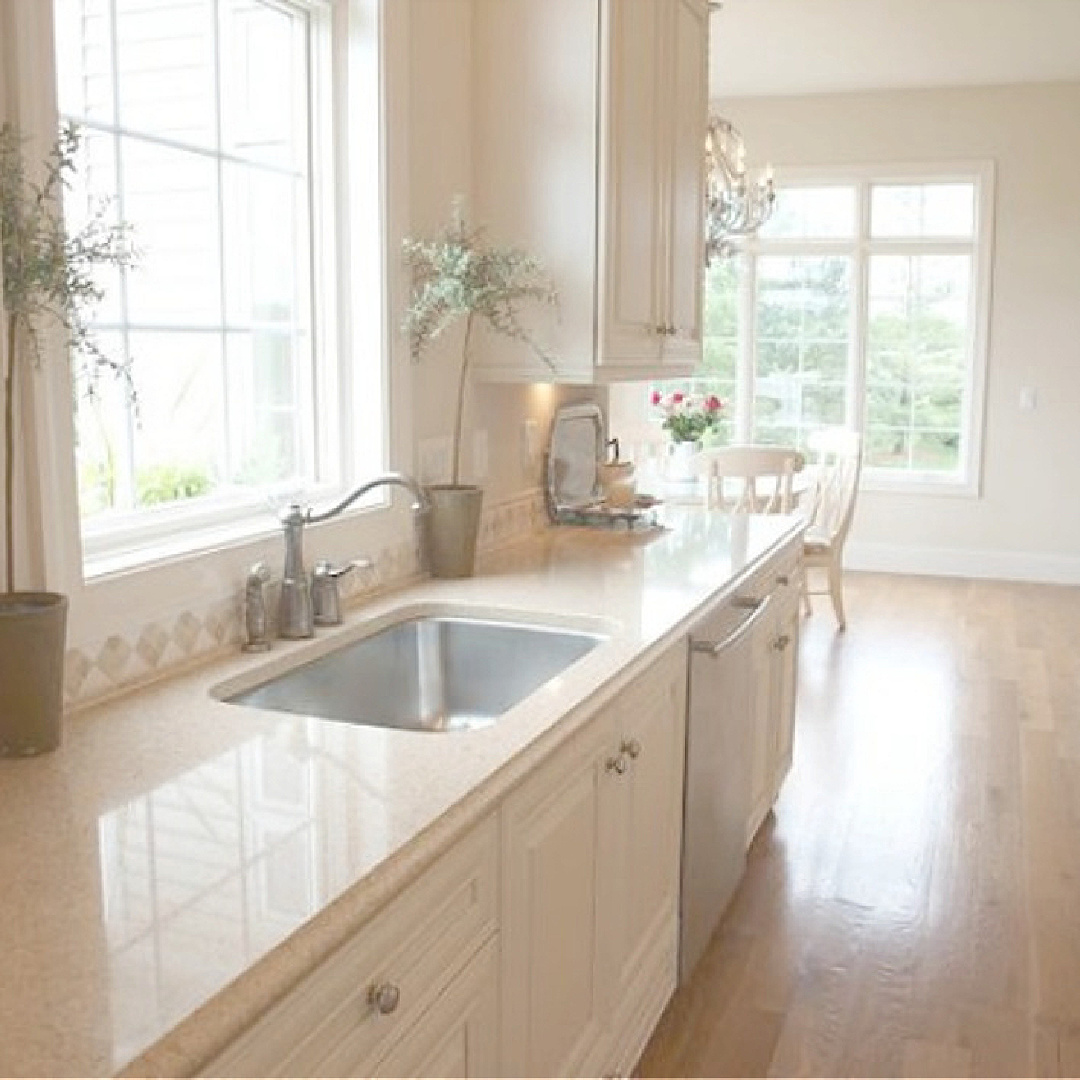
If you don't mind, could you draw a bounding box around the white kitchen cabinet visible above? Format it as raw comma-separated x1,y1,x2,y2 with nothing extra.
200,817,499,1078
500,644,687,1077
771,571,801,795
746,552,803,846
601,652,687,1071
473,0,707,383
371,937,499,1078
499,721,611,1077
195,544,800,1080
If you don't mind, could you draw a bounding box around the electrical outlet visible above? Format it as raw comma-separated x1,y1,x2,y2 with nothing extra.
418,437,451,484
521,418,540,471
472,429,489,481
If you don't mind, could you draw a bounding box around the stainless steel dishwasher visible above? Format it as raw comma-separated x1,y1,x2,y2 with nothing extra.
679,590,775,982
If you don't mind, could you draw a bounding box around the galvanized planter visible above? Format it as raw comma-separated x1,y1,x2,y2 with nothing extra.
424,485,484,579
0,592,68,757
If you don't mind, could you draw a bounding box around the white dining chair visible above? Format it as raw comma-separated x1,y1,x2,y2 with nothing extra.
698,445,806,514
800,428,863,631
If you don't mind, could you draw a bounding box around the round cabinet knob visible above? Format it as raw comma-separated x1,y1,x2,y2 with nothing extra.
773,633,791,651
606,754,627,775
369,982,401,1015
621,738,642,760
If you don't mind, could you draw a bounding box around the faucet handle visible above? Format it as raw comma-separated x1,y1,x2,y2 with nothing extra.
311,559,372,626
246,561,272,588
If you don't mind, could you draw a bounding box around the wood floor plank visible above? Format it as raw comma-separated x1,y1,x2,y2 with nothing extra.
639,572,1080,1078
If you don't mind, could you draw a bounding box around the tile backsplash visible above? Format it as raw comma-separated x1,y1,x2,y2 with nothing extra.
65,490,547,711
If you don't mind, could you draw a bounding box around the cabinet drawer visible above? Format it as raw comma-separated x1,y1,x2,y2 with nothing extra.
202,815,498,1078
739,538,802,602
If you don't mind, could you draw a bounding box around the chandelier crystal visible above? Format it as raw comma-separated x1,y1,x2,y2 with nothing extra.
704,116,776,263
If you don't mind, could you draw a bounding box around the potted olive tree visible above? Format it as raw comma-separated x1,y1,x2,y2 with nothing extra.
0,122,134,756
403,202,556,577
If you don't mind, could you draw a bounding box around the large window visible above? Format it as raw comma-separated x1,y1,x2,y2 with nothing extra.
655,167,993,491
54,0,376,568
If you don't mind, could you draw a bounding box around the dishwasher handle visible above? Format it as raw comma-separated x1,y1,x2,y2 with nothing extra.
690,592,775,659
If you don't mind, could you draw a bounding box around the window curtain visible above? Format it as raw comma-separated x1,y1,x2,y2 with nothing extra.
0,0,83,594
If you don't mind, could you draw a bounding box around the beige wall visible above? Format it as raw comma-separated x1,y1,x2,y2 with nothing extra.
724,82,1080,582
407,0,600,503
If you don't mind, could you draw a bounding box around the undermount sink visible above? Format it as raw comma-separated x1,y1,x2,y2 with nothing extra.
222,615,606,733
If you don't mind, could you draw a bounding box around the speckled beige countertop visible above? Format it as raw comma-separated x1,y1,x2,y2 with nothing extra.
0,508,801,1078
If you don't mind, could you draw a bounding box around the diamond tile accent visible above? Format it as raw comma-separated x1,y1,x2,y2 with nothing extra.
96,635,132,682
62,491,547,710
63,649,91,700
173,612,201,656
136,623,169,669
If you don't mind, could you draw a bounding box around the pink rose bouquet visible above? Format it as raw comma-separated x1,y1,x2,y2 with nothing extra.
649,388,724,443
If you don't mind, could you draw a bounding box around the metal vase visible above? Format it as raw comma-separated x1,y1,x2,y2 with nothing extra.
424,485,484,579
0,592,68,757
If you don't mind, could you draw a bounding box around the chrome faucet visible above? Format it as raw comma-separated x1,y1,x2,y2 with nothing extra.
277,473,429,640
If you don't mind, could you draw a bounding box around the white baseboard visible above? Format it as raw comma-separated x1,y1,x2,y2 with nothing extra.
843,541,1080,586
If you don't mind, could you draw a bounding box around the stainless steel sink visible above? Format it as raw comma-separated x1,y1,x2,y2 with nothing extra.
223,616,605,732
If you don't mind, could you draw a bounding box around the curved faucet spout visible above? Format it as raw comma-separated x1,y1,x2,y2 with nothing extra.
305,472,429,524
276,472,428,640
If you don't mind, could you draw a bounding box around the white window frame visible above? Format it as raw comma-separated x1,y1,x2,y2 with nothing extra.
727,161,995,497
12,0,414,649
56,0,385,576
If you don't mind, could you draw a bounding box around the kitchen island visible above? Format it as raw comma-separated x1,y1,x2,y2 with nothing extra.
0,508,802,1077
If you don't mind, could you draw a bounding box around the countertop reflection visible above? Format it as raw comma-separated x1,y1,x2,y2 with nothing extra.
0,509,800,1077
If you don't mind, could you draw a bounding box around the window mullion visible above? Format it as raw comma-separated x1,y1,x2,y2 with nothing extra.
850,180,871,437
106,0,136,513
737,252,756,442
212,0,233,487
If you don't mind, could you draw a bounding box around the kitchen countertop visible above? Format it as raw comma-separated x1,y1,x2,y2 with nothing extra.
0,508,802,1078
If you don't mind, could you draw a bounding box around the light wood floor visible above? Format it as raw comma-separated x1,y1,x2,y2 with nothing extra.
640,571,1080,1078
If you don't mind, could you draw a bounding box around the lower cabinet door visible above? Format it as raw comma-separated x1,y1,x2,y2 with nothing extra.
500,729,610,1077
770,579,801,798
746,600,777,845
601,649,686,1044
372,936,499,1078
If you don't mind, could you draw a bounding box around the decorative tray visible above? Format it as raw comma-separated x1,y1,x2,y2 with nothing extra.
548,494,664,531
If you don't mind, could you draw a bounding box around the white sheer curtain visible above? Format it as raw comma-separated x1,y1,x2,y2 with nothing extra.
0,0,84,596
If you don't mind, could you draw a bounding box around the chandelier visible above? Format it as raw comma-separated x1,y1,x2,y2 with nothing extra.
704,116,776,263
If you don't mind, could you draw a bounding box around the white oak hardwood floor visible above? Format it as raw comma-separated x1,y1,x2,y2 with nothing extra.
639,571,1080,1077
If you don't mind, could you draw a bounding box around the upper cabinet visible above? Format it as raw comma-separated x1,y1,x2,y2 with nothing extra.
472,0,708,383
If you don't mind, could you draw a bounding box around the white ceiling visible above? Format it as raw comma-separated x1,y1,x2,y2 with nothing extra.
711,0,1080,98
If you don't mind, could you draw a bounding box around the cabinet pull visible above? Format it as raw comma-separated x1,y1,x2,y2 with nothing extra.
605,754,627,775
731,595,762,611
776,574,790,586
773,633,791,651
369,982,401,1015
621,738,641,760
691,592,775,658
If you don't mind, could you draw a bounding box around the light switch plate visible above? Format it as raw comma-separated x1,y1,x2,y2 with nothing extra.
521,418,540,471
472,429,489,481
1019,386,1038,411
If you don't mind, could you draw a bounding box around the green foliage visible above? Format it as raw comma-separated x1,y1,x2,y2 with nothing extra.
136,463,213,507
402,200,557,365
0,122,135,391
402,200,557,484
690,252,966,471
652,390,725,444
0,121,135,590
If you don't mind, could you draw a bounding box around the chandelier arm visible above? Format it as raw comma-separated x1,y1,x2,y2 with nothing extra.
704,112,776,258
